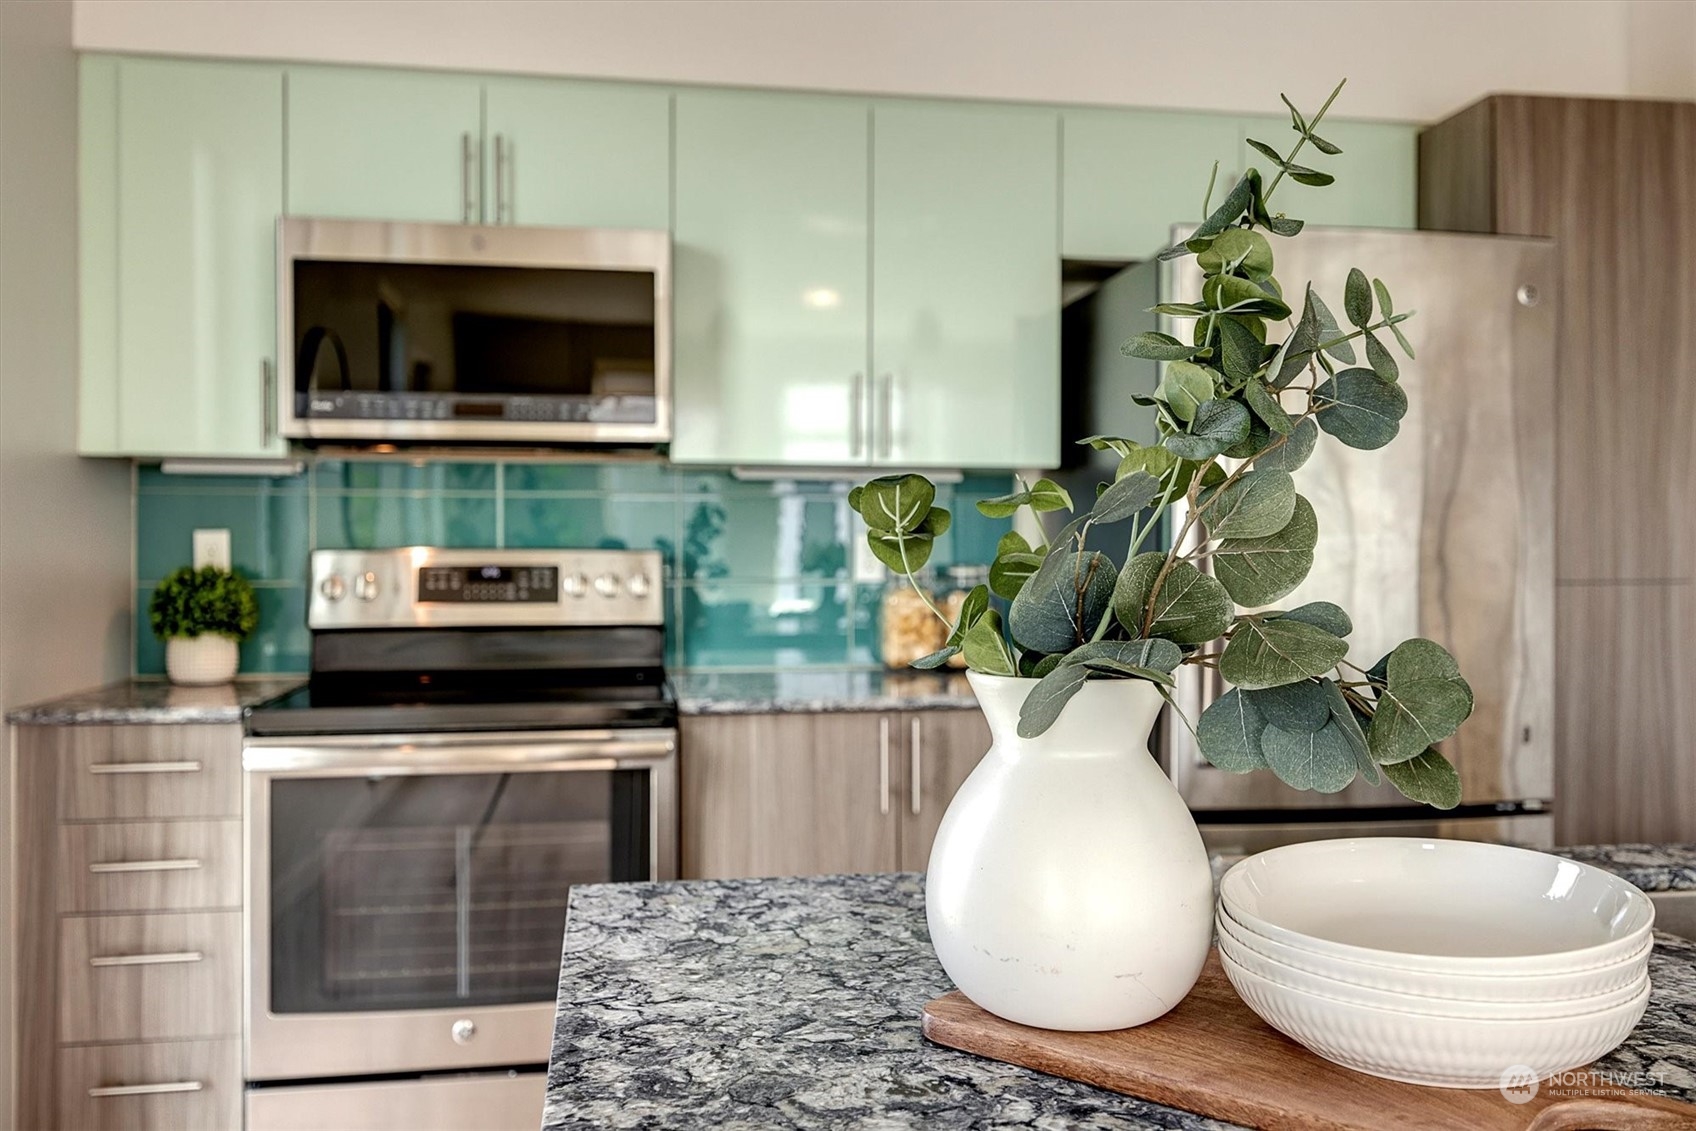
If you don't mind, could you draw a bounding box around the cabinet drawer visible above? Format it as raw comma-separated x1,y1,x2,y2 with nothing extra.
60,911,241,1042
58,820,241,913
59,724,241,820
60,1038,241,1131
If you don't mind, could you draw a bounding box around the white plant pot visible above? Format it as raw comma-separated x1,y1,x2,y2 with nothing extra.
165,635,240,686
926,671,1214,1031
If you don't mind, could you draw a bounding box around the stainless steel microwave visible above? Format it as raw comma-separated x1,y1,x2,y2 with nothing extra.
277,218,671,445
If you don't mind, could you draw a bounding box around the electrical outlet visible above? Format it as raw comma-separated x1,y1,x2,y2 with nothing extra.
193,528,231,570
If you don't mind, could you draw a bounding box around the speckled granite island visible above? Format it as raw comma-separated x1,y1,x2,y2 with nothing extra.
545,855,1696,1131
5,676,303,725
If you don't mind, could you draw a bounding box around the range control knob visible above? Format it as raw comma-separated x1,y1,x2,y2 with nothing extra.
626,572,652,598
354,571,380,602
593,572,622,598
319,573,347,602
562,572,589,598
451,1018,476,1044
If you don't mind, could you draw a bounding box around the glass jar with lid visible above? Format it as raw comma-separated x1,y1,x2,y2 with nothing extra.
880,571,947,669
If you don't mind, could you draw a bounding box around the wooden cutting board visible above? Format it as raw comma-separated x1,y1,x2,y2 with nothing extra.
922,951,1696,1130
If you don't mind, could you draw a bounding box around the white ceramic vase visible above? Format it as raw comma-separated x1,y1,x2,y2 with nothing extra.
165,635,239,685
926,671,1214,1031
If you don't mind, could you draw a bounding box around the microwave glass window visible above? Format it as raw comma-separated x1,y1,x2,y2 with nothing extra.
267,770,649,1014
292,260,657,413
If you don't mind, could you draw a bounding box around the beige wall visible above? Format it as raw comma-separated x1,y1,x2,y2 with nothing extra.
71,0,1696,121
0,0,136,1119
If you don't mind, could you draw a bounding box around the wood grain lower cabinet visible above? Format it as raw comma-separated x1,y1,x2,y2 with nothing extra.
14,723,245,1131
680,708,989,880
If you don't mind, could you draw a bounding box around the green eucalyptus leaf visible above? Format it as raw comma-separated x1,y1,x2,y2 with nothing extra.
1367,638,1475,765
989,551,1044,601
866,527,935,573
945,584,992,647
1280,93,1308,133
1324,679,1380,785
1029,652,1064,678
1255,416,1319,473
923,507,951,538
1152,301,1210,318
1212,494,1318,606
1363,331,1400,383
1197,688,1270,772
1204,470,1297,539
1203,273,1293,320
997,530,1031,557
1344,267,1373,328
1389,319,1417,359
1078,435,1135,456
1008,549,1117,654
1245,137,1288,169
1278,601,1352,637
1216,317,1266,385
1017,662,1092,738
910,646,960,670
1306,133,1342,156
1111,552,1233,644
1286,166,1335,187
1189,171,1258,242
1063,638,1184,674
1123,330,1203,361
1158,360,1217,423
1307,291,1356,363
1243,378,1294,434
1224,414,1272,460
1028,478,1074,514
1245,679,1330,733
1315,368,1408,450
1261,720,1358,793
1372,277,1394,316
847,485,863,512
1262,214,1305,238
1219,615,1348,690
858,474,935,532
1198,229,1275,281
1117,444,1180,481
961,609,1017,676
1381,747,1463,809
1090,470,1162,525
1164,399,1252,461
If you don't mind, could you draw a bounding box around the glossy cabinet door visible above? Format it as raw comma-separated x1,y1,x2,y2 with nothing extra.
286,67,483,222
482,77,671,229
1238,117,1418,230
106,58,286,457
1062,108,1242,261
897,710,992,871
872,102,1061,469
671,91,871,465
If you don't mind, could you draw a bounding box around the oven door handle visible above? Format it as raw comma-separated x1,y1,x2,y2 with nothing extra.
243,733,676,774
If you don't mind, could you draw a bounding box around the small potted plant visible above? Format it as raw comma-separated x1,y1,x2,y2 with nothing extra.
850,80,1475,1033
149,565,259,685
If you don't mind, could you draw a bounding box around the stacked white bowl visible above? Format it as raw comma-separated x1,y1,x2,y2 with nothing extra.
1216,838,1656,1089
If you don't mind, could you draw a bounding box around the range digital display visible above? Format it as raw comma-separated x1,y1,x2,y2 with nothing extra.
418,565,559,603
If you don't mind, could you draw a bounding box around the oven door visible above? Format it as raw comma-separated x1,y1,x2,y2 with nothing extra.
243,729,675,1082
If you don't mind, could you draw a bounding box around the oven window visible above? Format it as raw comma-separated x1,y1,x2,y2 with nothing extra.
268,770,648,1013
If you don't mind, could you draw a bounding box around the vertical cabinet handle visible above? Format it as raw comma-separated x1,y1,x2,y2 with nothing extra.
494,134,509,225
909,718,923,816
878,717,891,816
461,132,477,223
878,373,895,460
849,373,865,458
89,1081,204,1099
262,358,275,444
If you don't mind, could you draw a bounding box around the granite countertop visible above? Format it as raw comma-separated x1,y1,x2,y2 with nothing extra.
5,677,303,726
545,865,1696,1130
1560,844,1696,895
673,669,978,715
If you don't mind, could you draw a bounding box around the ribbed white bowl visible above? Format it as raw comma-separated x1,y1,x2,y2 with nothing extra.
1217,923,1650,1020
1219,838,1655,976
1219,949,1651,1088
1217,903,1653,1002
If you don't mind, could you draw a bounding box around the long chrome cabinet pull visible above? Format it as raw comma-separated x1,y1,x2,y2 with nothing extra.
89,951,203,968
89,1081,203,1099
909,718,923,816
878,373,895,459
849,373,865,457
878,717,891,816
262,358,275,443
461,132,476,223
89,859,201,875
89,761,201,775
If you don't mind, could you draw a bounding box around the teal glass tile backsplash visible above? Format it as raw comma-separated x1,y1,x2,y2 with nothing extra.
133,461,1015,675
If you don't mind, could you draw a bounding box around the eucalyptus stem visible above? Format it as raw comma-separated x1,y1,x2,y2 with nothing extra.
1262,78,1346,204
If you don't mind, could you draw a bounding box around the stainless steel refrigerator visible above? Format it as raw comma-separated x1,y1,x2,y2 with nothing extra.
1058,228,1557,853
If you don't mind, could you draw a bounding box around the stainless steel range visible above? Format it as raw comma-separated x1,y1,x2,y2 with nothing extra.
242,547,676,1130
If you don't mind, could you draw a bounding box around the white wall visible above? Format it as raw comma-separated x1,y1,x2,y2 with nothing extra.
72,0,1696,122
0,0,135,1118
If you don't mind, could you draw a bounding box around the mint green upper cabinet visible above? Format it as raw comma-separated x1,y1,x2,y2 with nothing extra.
482,78,670,228
872,102,1060,469
671,91,871,465
1062,109,1241,261
287,67,482,222
1238,117,1418,229
99,58,285,458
